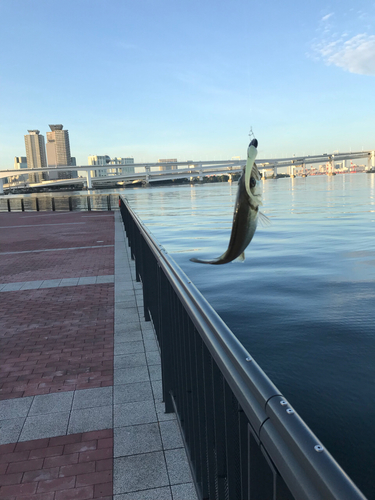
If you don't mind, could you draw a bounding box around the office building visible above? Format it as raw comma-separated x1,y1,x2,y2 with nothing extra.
88,155,135,177
24,130,47,182
46,124,75,179
24,130,47,169
158,159,178,171
14,157,28,169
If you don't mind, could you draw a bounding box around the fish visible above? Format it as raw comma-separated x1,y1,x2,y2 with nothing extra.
190,137,264,265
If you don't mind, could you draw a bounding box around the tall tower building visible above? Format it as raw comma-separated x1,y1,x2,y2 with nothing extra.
24,130,47,169
46,124,72,167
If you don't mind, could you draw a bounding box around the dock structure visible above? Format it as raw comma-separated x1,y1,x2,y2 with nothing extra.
0,211,197,499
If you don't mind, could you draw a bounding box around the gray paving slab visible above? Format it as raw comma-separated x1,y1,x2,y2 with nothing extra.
96,275,115,283
114,400,157,427
40,278,62,288
114,422,162,457
171,483,198,500
78,276,97,285
149,364,162,381
29,391,74,415
68,405,113,434
0,396,33,420
60,277,80,286
0,417,25,444
114,341,144,355
1,282,24,291
165,448,193,485
114,353,147,369
114,487,172,499
114,366,150,385
72,386,112,409
146,351,162,366
114,381,153,405
159,420,184,450
114,452,169,494
20,411,70,441
20,280,44,290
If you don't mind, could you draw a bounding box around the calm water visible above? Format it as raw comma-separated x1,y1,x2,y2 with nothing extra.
3,174,375,497
124,174,375,499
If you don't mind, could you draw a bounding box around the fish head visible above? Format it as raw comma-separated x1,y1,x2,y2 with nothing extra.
244,138,262,207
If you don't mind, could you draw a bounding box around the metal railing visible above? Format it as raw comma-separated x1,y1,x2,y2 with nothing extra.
119,196,367,500
0,194,118,212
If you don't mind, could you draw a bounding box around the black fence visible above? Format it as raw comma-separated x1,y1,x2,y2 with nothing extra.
119,196,366,500
0,194,118,212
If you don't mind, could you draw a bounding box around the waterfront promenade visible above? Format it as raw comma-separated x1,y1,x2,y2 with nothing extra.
0,210,197,500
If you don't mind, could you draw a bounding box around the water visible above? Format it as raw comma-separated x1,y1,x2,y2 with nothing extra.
2,175,375,497
123,174,375,499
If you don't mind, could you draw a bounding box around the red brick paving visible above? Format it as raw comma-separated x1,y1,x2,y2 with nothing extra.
0,212,114,283
0,430,113,500
0,248,114,284
0,284,114,400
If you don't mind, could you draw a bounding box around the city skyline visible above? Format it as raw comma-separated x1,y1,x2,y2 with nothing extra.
0,0,374,167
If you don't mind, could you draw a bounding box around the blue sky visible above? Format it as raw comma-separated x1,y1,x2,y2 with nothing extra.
0,0,374,167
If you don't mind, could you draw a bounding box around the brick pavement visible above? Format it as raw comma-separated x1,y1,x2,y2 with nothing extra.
0,210,197,499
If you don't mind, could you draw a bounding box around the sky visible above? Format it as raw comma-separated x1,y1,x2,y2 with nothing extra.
0,0,374,167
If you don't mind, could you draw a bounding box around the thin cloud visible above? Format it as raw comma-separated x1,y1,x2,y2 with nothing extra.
319,33,375,75
321,13,334,22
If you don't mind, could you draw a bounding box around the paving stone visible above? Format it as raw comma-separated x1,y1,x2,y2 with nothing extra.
20,412,70,441
114,452,169,494
114,400,157,427
59,277,80,286
72,386,113,409
114,381,153,405
114,366,150,385
165,448,193,485
0,397,33,420
114,487,172,499
29,392,74,416
114,422,162,457
114,341,144,355
68,405,112,434
171,483,198,500
159,420,184,450
78,276,97,285
0,417,25,444
40,279,62,288
20,280,44,290
149,364,162,381
146,351,161,366
114,353,147,369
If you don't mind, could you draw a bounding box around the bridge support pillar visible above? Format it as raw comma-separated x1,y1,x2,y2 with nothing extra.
302,163,306,176
145,166,150,186
369,151,375,169
273,166,277,178
86,170,92,190
0,178,4,195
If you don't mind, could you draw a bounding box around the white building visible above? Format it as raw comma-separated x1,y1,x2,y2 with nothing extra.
88,155,135,177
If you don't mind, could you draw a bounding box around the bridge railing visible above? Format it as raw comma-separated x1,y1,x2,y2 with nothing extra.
119,196,366,500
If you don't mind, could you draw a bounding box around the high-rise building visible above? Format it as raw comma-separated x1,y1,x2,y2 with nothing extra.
24,130,47,169
24,130,47,182
158,159,178,171
14,157,28,169
46,125,72,167
46,124,74,179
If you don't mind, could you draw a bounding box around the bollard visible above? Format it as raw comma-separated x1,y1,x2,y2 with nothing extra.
87,196,91,211
52,198,55,211
35,198,39,211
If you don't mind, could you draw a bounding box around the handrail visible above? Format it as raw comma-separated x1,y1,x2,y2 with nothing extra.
119,195,367,500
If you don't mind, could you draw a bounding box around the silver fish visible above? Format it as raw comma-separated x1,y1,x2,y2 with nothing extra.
190,138,263,265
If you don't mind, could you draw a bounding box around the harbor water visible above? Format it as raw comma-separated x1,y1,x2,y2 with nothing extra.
3,173,375,498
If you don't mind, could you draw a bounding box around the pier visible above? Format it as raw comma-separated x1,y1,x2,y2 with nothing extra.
0,210,197,499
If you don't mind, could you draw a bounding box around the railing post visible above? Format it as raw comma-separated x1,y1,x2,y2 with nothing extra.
7,198,11,212
36,197,39,211
87,196,91,211
107,195,111,211
21,198,25,211
68,197,73,211
51,197,55,211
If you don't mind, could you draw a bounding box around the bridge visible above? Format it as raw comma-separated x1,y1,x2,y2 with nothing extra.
1,149,374,193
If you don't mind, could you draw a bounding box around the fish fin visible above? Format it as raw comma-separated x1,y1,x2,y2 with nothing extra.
236,252,245,262
258,211,271,227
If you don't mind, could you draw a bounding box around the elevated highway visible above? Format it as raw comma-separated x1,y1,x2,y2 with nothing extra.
1,150,374,193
